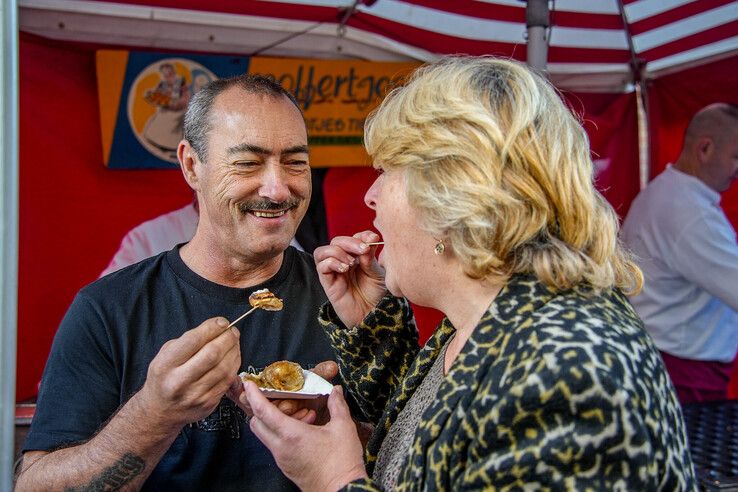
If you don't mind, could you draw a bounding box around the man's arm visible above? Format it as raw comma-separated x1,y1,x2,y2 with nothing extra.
672,212,738,311
16,392,180,491
16,317,241,491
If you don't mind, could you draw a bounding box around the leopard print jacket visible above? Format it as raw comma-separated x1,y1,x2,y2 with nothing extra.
320,274,697,491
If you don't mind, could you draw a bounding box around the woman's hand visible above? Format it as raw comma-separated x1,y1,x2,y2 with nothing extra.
314,231,386,328
245,382,368,492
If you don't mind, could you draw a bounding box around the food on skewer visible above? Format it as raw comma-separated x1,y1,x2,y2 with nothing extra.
248,288,284,311
240,360,305,392
227,289,283,329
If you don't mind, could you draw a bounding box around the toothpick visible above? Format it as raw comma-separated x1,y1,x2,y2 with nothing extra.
228,306,257,328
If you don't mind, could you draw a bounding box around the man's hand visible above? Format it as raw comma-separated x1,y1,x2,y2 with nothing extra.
136,317,242,429
16,318,241,492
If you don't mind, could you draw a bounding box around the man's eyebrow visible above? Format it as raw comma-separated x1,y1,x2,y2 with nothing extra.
283,145,309,156
227,143,269,155
225,144,309,156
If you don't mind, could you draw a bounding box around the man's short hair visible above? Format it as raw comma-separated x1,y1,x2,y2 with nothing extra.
715,103,738,120
684,102,738,145
183,74,302,162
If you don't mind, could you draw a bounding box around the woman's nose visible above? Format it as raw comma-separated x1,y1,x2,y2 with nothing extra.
364,176,380,210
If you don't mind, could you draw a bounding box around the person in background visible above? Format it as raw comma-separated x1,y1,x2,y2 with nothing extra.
100,197,303,277
16,74,336,491
622,103,738,404
99,199,198,277
239,57,696,490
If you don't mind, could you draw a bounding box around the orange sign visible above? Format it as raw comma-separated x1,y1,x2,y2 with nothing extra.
97,50,419,169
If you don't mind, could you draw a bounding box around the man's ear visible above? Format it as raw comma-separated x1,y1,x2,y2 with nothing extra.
178,139,201,191
696,136,714,163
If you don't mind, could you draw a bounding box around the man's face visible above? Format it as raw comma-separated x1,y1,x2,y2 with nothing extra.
160,65,175,82
193,89,310,261
703,126,738,193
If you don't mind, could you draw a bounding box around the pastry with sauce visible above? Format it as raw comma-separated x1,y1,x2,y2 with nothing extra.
240,360,305,392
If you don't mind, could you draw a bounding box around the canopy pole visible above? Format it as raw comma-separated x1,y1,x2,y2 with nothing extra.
0,0,20,488
635,71,651,190
526,0,549,75
617,0,650,189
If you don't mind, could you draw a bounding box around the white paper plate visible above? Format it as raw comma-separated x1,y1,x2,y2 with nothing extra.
243,370,334,400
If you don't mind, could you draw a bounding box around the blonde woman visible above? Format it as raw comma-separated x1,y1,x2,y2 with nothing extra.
241,57,696,490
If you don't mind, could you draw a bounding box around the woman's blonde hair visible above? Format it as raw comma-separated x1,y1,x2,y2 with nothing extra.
364,56,642,294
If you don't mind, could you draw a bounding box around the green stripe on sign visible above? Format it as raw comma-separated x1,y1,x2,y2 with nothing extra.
308,136,364,146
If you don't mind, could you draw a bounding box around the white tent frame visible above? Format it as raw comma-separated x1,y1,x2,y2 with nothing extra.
1,0,20,488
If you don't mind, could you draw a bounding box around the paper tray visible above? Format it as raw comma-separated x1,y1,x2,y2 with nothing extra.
242,369,334,400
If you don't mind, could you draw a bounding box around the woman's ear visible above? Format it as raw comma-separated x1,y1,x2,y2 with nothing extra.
178,139,201,191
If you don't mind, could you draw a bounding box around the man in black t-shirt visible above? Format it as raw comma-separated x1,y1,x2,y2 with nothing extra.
17,74,336,491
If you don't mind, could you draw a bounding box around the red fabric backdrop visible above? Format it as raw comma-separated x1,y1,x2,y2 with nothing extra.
566,92,641,219
17,35,194,401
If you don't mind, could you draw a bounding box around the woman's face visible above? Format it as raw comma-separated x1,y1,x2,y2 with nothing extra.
364,168,439,303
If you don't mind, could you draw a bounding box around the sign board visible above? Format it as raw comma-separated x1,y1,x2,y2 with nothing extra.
96,51,419,169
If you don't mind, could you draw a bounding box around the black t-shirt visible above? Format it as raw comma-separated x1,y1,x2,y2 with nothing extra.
24,246,334,491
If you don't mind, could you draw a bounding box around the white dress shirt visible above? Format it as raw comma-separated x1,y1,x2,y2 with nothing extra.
622,165,738,362
100,203,200,277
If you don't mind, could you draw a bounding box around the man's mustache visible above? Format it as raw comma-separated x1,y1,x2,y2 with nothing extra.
238,198,301,213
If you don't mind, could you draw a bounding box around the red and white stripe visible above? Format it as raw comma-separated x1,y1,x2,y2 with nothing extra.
18,0,738,90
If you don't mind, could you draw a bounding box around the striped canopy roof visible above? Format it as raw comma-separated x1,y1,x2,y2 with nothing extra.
18,0,738,91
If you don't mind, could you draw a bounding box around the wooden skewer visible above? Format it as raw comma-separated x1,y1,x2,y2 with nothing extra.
365,242,384,246
227,306,257,328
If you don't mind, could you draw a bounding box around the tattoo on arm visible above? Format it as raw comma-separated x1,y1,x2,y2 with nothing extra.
65,453,145,491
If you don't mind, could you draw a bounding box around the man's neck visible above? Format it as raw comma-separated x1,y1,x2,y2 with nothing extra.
672,157,721,193
672,157,699,178
179,236,284,288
